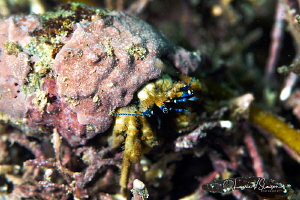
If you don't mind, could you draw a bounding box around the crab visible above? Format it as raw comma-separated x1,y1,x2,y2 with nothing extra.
110,73,202,188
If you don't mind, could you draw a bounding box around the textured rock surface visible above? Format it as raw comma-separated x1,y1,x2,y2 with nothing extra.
0,3,201,146
0,15,41,120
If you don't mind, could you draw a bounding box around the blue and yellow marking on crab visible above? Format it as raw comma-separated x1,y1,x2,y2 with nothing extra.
110,74,199,117
109,73,201,188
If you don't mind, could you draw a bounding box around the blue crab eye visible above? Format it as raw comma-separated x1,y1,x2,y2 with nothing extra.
159,106,169,114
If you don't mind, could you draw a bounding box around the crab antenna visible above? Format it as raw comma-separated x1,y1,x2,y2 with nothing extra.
181,77,195,91
110,109,152,117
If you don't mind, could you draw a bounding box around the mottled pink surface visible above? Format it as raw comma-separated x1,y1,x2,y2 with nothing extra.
0,15,41,120
169,47,201,75
0,6,201,146
52,12,170,138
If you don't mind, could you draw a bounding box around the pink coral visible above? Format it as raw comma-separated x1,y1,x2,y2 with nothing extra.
0,15,41,120
0,3,201,146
